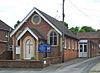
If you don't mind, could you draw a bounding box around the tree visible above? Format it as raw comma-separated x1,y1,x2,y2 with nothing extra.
14,20,21,28
16,20,21,24
97,29,100,32
80,26,96,32
79,29,86,32
64,22,68,29
69,26,79,35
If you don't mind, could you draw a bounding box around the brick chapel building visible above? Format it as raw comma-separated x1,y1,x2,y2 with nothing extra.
10,7,79,63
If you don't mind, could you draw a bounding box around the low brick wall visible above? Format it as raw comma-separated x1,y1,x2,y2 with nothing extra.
64,49,78,61
46,56,62,64
0,60,49,68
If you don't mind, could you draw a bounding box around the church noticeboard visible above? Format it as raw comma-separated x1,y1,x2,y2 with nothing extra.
38,44,51,53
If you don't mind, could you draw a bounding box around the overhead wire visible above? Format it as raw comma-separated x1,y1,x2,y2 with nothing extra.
68,0,99,22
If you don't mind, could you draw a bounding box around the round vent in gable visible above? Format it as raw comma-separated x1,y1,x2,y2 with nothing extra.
31,14,41,25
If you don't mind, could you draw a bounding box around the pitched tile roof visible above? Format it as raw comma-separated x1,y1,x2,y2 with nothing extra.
77,32,100,39
0,20,13,31
10,7,78,39
36,8,79,40
30,28,46,40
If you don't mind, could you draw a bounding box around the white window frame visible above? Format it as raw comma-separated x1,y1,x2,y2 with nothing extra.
68,38,70,49
75,41,78,50
72,39,74,49
16,46,20,54
48,30,58,46
64,38,66,48
31,14,41,25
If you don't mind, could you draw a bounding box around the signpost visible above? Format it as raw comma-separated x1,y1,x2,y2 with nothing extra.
38,44,51,64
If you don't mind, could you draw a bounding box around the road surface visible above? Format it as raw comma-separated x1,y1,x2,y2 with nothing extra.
0,56,100,73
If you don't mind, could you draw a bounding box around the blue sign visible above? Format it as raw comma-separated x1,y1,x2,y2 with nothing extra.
38,44,51,53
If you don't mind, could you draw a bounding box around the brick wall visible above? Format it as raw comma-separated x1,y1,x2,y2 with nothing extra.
64,50,78,61
64,38,78,61
0,30,8,52
89,40,99,57
0,30,8,41
0,43,7,52
0,60,49,68
0,51,12,60
0,30,12,60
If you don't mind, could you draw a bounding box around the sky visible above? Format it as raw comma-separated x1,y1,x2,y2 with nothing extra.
0,0,100,29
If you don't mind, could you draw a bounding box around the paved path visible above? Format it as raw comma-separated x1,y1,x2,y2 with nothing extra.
41,56,100,73
89,63,100,73
0,56,100,73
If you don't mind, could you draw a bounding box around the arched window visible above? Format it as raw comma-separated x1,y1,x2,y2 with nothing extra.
48,31,58,46
25,39,33,54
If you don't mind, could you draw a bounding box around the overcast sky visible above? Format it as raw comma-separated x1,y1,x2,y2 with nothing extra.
0,0,100,29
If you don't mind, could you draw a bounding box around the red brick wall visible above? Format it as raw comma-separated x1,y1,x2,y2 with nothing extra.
0,30,11,60
0,30,8,41
89,40,99,57
0,42,7,51
0,51,12,60
0,30,8,52
0,60,48,68
64,38,78,61
64,50,78,61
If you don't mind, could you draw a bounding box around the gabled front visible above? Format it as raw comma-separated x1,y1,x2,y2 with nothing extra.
11,7,62,61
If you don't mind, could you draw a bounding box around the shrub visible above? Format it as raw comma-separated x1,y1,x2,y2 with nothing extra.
31,57,36,60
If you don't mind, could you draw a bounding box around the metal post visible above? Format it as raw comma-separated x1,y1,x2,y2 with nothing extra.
62,0,65,63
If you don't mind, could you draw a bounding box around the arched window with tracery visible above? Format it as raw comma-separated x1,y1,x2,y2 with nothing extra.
48,30,58,46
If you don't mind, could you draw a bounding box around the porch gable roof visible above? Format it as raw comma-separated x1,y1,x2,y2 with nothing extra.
17,27,39,41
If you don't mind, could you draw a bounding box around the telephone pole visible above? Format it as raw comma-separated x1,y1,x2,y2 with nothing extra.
62,0,65,63
62,0,65,22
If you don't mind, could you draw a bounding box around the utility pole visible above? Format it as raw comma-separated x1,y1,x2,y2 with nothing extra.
62,0,65,22
62,0,65,63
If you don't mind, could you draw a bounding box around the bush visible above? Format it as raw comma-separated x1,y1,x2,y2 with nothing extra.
31,57,36,60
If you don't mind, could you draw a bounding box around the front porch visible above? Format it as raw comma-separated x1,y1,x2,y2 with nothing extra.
15,35,39,60
13,27,43,60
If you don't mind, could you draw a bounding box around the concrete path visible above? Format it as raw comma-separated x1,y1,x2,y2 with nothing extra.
41,56,100,73
89,63,100,73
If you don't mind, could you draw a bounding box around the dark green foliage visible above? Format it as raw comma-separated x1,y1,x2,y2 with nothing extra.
14,20,21,28
97,29,100,32
79,29,86,32
31,57,36,60
62,21,96,34
80,26,96,32
69,26,96,34
69,26,79,35
64,22,68,29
